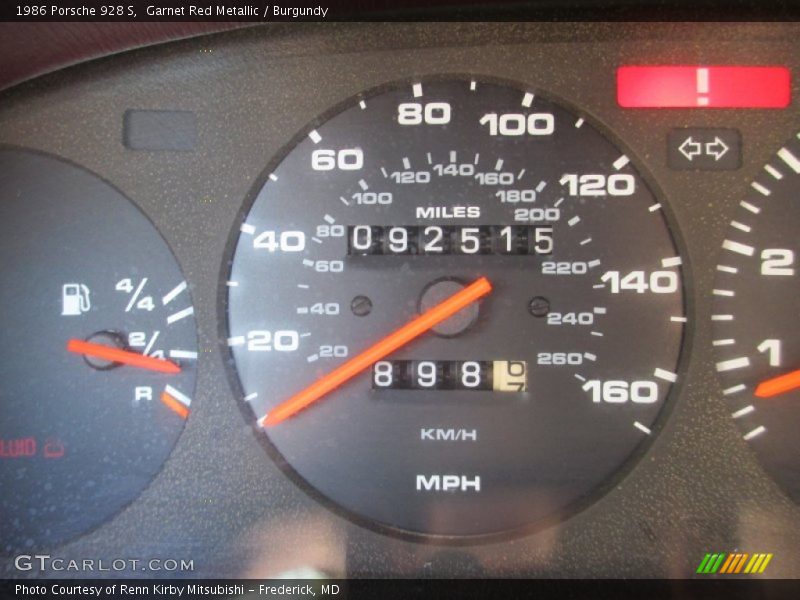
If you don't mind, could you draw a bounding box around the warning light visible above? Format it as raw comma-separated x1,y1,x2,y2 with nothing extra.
617,66,790,108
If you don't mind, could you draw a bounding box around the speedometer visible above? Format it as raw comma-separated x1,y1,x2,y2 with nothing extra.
225,78,687,538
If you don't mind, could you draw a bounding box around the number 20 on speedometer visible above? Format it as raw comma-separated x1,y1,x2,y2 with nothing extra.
225,78,688,538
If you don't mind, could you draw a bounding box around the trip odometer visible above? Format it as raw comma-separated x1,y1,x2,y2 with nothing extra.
226,79,687,538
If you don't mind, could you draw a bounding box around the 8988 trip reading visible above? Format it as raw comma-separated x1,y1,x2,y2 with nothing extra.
373,360,527,392
348,225,553,256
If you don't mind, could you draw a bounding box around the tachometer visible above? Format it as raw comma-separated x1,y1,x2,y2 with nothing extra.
711,132,800,503
226,79,687,538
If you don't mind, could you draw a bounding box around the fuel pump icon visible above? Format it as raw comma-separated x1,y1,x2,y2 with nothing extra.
61,283,91,316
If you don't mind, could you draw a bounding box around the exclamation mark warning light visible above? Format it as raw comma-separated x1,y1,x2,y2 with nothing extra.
617,66,790,108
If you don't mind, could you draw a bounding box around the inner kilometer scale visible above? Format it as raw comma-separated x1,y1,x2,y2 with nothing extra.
226,79,687,538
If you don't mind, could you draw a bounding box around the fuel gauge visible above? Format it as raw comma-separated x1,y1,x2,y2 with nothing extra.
0,149,197,550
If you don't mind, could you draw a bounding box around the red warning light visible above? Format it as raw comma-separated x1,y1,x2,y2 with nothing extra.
617,66,790,108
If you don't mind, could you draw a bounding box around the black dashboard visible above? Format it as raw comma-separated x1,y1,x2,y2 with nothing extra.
1,20,799,583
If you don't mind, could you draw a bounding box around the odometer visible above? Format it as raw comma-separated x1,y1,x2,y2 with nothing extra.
226,79,687,538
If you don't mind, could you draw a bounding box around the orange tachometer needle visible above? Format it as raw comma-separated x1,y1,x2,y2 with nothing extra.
262,276,493,427
754,369,800,398
66,338,181,374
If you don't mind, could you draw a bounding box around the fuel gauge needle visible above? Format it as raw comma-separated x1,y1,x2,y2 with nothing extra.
66,338,181,374
262,276,492,427
754,369,800,398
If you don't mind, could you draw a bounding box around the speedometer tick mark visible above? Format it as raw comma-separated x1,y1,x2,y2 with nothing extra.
240,223,256,235
302,259,315,267
777,147,800,173
312,237,323,244
244,392,258,402
469,80,476,91
723,384,746,396
613,155,630,170
717,265,738,274
634,422,652,435
269,173,278,182
567,216,580,227
518,169,526,179
740,201,761,214
574,118,584,128
671,316,687,323
731,221,751,233
648,203,662,212
359,100,366,110
307,354,319,363
358,179,369,191
522,92,534,107
535,180,547,192
226,281,239,287
591,331,604,337
713,339,735,346
580,237,592,246
764,164,783,180
227,336,245,347
494,159,504,171
340,196,350,206
588,259,601,268
583,353,597,362
323,214,336,224
593,307,607,314
574,373,586,382
309,130,321,144
402,157,411,169
712,314,734,321
654,368,677,383
554,197,565,207
661,256,682,268
713,289,735,297
412,83,423,98
743,426,766,441
751,182,771,196
732,405,754,419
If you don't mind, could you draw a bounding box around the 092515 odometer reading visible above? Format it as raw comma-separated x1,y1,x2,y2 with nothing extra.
226,78,687,538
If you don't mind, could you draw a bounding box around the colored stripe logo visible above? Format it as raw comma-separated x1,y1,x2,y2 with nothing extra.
696,553,773,574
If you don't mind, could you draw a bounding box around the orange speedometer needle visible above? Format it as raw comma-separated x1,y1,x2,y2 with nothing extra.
754,369,800,398
66,338,181,374
262,276,493,427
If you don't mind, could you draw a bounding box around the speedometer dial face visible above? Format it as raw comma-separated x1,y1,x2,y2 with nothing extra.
227,79,687,538
0,149,197,549
711,133,800,503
